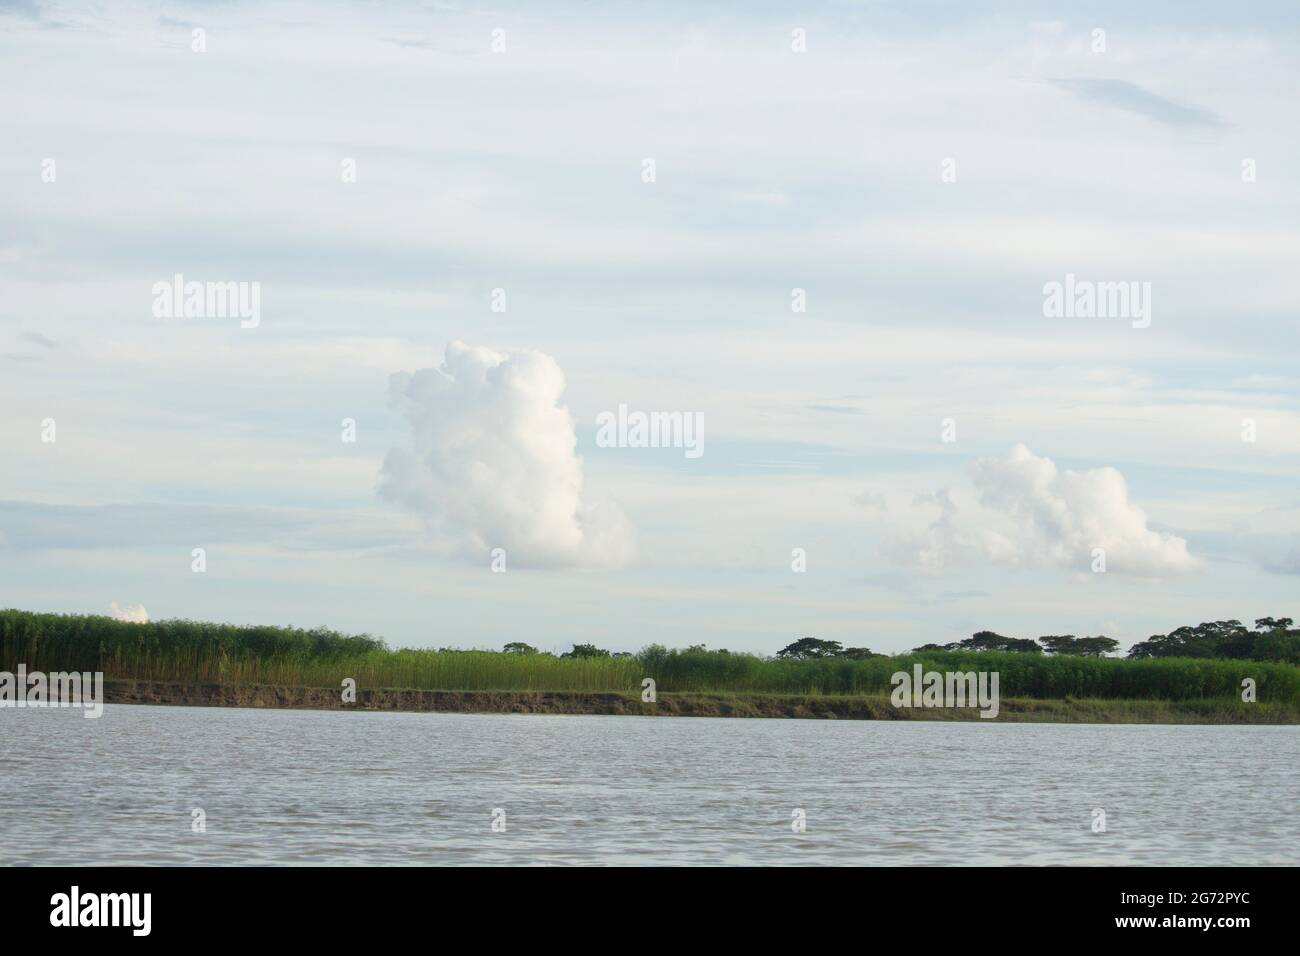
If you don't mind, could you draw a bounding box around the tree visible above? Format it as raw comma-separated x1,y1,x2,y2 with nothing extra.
837,646,878,660
963,630,1008,651
1127,634,1174,659
1253,629,1300,665
1073,636,1119,657
1128,621,1249,659
954,631,1042,654
1004,638,1043,654
777,637,843,660
1255,617,1294,632
502,642,538,654
1038,635,1079,655
561,643,610,659
1123,619,1300,660
1038,635,1115,656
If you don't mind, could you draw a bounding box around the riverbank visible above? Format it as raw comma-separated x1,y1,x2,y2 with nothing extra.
101,680,1300,724
11,610,1300,709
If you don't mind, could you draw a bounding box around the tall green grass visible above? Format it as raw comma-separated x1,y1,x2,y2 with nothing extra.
3,609,1298,702
637,645,1300,701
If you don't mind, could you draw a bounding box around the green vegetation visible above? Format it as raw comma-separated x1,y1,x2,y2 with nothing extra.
3,609,1298,714
775,637,880,660
914,630,1044,654
1126,618,1300,664
1038,635,1120,657
911,619,1300,664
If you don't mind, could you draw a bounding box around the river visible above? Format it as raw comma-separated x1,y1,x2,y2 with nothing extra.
2,704,1296,865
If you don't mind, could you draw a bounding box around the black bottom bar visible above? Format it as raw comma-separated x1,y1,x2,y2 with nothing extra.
4,866,1284,942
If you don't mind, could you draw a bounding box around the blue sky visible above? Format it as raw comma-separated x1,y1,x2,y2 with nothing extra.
1,0,1297,654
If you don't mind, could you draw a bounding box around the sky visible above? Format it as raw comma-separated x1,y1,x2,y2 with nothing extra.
1,0,1297,656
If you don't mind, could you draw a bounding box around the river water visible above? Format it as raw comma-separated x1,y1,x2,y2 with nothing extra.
2,704,1296,865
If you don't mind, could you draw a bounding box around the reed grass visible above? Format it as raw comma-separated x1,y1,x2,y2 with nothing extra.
4,609,1298,702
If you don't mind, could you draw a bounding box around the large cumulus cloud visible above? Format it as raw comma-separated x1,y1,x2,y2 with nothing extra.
891,444,1200,577
379,341,634,568
969,444,1199,575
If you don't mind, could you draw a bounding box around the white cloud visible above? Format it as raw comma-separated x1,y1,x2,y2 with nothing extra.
890,488,1020,575
379,341,634,568
108,601,149,623
890,445,1200,577
968,444,1200,576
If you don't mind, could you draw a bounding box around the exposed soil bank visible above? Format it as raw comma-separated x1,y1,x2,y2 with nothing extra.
102,680,1299,724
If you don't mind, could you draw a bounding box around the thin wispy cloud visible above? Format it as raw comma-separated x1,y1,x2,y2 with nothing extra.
1049,78,1227,128
20,331,57,349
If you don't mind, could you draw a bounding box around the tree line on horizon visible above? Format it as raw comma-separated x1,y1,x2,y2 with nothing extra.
505,617,1300,666
3,608,1297,671
784,618,1299,664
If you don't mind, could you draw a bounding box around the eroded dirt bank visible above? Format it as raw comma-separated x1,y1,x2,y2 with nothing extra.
100,681,1298,723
